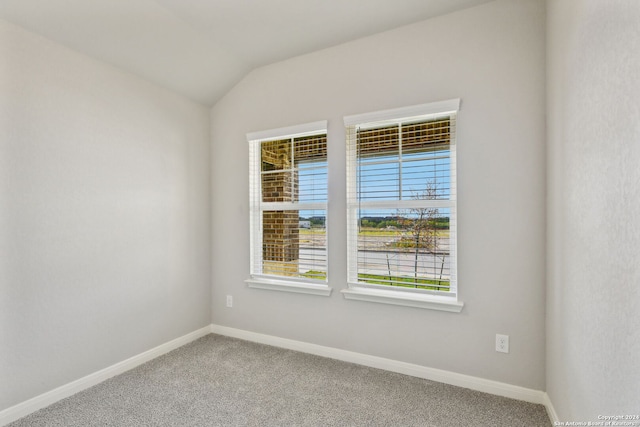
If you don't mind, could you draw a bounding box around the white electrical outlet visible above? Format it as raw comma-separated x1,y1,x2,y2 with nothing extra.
496,334,509,353
226,295,233,308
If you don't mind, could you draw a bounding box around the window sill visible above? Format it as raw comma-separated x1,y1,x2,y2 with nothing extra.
245,277,332,297
341,286,464,313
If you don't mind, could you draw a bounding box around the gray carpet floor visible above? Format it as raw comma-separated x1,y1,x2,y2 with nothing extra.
9,334,551,426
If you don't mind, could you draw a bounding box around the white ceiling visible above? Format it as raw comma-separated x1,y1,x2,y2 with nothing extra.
0,0,492,106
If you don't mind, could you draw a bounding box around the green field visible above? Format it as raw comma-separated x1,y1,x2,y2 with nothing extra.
299,229,326,236
299,228,449,238
357,273,449,291
301,270,449,292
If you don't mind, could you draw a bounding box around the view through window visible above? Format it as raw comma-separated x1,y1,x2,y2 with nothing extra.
249,128,328,283
346,110,457,295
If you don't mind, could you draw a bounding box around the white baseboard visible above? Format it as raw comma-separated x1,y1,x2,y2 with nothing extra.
2,324,559,426
0,325,212,427
211,324,546,406
543,392,560,424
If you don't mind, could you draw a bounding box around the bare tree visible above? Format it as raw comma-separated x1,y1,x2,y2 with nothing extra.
402,181,444,286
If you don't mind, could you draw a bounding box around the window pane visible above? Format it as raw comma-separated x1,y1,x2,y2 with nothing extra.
357,160,400,201
298,161,327,203
401,118,450,155
261,171,295,203
357,208,451,291
261,139,291,171
296,134,328,204
298,210,327,280
358,124,399,157
294,134,327,163
401,156,451,200
262,210,327,280
355,118,452,202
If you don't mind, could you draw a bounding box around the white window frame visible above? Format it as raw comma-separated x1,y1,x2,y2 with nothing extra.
343,99,463,312
245,120,332,297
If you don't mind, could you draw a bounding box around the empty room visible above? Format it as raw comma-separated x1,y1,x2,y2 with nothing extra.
1,0,638,425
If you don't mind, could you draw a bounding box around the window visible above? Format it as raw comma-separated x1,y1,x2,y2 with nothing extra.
344,100,463,312
246,121,331,296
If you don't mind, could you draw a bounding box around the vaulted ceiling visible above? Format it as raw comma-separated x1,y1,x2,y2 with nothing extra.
0,0,493,106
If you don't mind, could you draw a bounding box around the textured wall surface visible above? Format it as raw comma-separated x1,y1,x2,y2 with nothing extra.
211,0,546,390
0,19,211,410
546,0,640,420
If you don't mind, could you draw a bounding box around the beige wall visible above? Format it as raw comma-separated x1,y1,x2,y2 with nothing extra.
546,0,640,420
211,0,546,390
4,0,639,418
0,19,211,410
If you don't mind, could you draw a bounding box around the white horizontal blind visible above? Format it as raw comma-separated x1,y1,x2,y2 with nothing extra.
249,127,328,282
346,107,457,295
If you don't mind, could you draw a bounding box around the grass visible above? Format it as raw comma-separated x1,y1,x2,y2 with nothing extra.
358,229,401,236
299,228,449,238
301,270,326,280
299,229,326,235
359,228,450,238
358,273,449,291
301,270,449,292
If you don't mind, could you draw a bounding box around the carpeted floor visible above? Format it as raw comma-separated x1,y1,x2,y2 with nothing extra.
9,334,551,426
